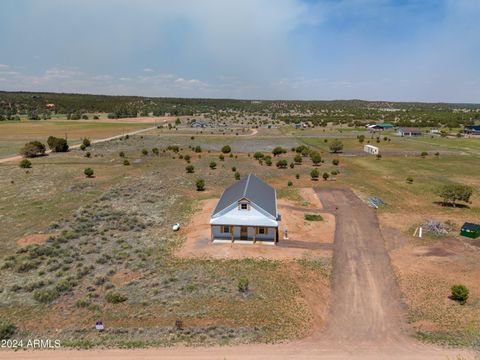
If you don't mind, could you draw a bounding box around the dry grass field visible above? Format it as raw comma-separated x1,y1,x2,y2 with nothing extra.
0,124,479,352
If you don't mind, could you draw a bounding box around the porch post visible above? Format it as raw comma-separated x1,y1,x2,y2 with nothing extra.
253,226,256,244
211,225,213,242
273,227,277,243
231,226,235,243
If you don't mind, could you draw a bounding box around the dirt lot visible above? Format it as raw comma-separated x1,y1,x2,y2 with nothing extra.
175,195,335,260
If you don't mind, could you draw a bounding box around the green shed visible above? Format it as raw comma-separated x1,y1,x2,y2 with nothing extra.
460,222,480,239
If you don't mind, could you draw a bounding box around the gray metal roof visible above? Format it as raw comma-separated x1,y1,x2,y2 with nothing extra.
212,174,277,217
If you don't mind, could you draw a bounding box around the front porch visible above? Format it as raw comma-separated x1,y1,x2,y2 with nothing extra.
211,225,278,244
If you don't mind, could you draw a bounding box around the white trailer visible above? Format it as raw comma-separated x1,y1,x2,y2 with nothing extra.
364,144,379,155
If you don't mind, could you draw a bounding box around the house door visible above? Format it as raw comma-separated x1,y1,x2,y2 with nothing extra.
240,226,248,240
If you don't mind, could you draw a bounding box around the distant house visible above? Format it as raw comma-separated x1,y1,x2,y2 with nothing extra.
364,144,379,155
464,125,480,136
460,222,480,239
191,120,208,128
396,127,423,136
368,123,394,131
210,174,279,244
292,123,302,129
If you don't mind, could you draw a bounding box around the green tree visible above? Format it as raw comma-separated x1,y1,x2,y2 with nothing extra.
253,152,264,160
19,159,32,168
219,154,225,161
186,165,194,173
294,154,303,164
358,135,365,143
141,149,148,156
272,146,286,156
123,159,130,166
310,151,322,165
221,145,232,154
237,277,249,293
152,147,159,155
234,171,241,180
47,136,69,152
276,159,288,168
438,184,473,207
0,322,16,340
310,168,320,180
332,159,339,166
20,141,46,158
196,179,205,191
322,172,330,181
84,168,94,178
329,139,343,153
82,138,91,147
451,284,469,305
209,161,217,169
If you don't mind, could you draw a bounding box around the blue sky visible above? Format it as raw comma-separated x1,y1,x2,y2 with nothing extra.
0,0,479,102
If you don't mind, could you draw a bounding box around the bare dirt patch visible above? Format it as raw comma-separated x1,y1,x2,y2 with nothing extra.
111,271,141,288
16,233,53,247
298,187,323,208
175,196,334,260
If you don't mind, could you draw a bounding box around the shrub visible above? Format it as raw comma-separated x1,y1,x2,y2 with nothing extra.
329,139,343,153
221,145,232,154
254,152,264,160
376,154,382,160
421,151,428,158
294,154,302,164
105,291,128,304
310,151,322,165
142,149,148,156
194,145,202,153
82,138,91,147
237,277,249,293
406,176,413,184
152,147,159,155
47,136,69,152
19,159,32,168
264,157,272,166
84,168,94,178
451,284,469,304
186,165,194,173
196,179,205,191
322,172,330,181
234,171,241,180
33,288,59,303
276,159,288,168
438,184,473,207
123,159,130,166
20,141,46,158
93,115,99,120
0,322,16,340
295,173,300,179
80,144,86,151
184,154,191,161
288,181,293,187
209,161,217,169
85,151,91,158
219,154,225,161
272,146,286,156
332,159,339,166
310,168,320,180
304,214,323,221
119,151,125,158
231,166,236,172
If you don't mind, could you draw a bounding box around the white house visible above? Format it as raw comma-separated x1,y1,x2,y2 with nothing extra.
210,174,279,244
364,144,379,155
396,127,423,136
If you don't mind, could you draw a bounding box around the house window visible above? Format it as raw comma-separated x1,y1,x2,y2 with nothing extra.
258,227,266,235
240,203,248,210
222,226,230,233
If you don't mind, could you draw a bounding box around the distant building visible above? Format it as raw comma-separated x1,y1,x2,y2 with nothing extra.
364,144,379,155
396,127,423,137
368,123,394,131
460,222,480,239
464,125,480,136
46,103,55,109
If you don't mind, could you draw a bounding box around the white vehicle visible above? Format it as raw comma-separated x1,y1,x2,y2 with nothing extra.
172,223,180,231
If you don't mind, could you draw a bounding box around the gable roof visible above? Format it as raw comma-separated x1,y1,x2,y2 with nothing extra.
212,174,277,218
397,127,422,133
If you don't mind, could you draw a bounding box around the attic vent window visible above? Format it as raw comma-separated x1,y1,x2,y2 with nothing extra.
240,203,248,210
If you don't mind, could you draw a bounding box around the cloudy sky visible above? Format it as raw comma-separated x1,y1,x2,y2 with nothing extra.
0,0,479,102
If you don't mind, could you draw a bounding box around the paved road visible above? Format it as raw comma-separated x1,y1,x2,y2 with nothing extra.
0,126,157,164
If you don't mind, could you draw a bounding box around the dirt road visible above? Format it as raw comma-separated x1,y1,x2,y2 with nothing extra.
315,188,406,343
2,188,473,359
0,126,156,164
